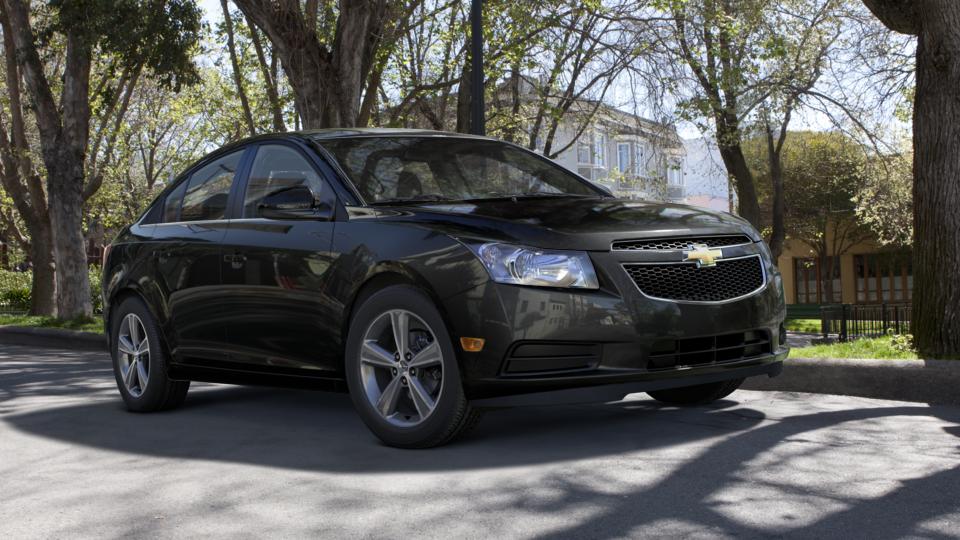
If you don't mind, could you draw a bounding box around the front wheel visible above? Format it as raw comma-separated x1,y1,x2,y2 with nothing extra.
647,378,744,405
110,296,190,412
345,285,482,448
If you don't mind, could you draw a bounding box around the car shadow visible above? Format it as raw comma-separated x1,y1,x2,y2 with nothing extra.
4,345,960,537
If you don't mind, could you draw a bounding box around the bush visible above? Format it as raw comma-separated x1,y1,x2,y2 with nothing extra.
0,267,104,314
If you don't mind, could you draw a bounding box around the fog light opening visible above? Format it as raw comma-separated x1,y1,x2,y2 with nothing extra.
460,337,485,352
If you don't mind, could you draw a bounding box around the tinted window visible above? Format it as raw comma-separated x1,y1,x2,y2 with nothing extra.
181,151,243,221
163,180,188,222
243,145,326,217
317,137,600,203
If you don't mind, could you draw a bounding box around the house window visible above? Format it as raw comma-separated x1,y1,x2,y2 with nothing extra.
794,256,841,304
667,160,683,185
854,253,912,303
593,132,606,168
633,143,647,176
577,140,591,165
617,143,631,173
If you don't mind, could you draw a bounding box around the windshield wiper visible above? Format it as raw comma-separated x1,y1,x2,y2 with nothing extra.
466,191,593,201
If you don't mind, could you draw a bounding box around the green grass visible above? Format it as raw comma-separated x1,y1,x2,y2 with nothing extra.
793,335,918,360
785,318,821,333
0,314,104,334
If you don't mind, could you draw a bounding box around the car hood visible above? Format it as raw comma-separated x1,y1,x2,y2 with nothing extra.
373,196,760,251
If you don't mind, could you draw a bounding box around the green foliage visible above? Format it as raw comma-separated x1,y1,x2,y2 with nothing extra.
0,271,32,310
0,268,103,314
889,333,915,355
855,145,913,247
745,130,872,251
47,0,203,90
794,335,920,360
785,318,821,333
0,314,104,333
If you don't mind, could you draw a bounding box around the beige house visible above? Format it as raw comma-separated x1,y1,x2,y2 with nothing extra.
777,234,913,306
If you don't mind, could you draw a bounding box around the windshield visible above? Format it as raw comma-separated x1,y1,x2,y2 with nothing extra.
316,136,603,204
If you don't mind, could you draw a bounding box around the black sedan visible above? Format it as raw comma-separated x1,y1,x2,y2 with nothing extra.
102,129,788,448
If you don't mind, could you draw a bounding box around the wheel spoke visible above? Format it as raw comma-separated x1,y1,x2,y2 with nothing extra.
136,359,149,389
127,314,140,347
389,310,409,356
408,377,436,419
361,341,397,369
376,376,403,417
123,358,138,390
117,335,137,356
408,341,441,369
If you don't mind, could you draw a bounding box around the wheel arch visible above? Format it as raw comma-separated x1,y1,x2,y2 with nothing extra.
340,265,458,367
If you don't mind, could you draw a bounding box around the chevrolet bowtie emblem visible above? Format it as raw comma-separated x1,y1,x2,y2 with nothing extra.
683,243,723,268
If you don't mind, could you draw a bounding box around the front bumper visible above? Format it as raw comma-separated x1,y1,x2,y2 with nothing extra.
439,241,788,402
471,350,786,407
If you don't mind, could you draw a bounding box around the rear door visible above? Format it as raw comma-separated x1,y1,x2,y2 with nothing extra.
150,149,248,363
219,143,340,374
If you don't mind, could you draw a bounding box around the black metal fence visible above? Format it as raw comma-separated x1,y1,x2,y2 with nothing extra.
820,303,912,342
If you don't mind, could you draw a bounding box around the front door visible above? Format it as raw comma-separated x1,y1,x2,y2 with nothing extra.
219,143,340,374
151,149,246,363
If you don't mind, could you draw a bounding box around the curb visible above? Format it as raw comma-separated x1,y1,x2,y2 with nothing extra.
0,326,106,351
742,357,960,406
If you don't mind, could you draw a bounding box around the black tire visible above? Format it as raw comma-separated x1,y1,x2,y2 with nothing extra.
345,285,482,448
647,378,744,405
110,295,190,412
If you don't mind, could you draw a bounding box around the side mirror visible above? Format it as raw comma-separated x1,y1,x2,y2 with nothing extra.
258,185,332,220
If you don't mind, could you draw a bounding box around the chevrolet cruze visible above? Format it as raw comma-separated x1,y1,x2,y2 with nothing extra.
103,129,789,448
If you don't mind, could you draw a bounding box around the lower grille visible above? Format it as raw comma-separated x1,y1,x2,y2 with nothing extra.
623,255,764,302
648,330,772,370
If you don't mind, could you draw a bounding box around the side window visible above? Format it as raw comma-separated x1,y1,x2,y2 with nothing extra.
243,145,326,217
163,180,187,222
180,151,243,222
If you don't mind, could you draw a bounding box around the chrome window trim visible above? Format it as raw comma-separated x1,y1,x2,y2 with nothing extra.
621,254,767,305
610,235,755,252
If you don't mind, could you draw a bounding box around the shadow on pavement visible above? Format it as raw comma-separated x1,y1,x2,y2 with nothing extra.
3,345,960,537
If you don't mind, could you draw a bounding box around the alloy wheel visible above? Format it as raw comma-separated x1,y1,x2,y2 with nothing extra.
359,309,444,427
117,313,150,397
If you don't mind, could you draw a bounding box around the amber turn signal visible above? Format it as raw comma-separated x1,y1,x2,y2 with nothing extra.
459,337,485,352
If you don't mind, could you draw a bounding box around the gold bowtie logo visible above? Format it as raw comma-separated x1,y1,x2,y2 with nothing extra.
683,243,723,268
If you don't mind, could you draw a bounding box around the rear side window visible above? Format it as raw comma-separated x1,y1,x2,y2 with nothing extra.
163,181,187,222
242,145,326,217
180,151,243,221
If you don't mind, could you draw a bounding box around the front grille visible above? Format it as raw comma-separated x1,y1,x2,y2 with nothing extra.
647,330,772,370
612,235,752,251
623,255,764,302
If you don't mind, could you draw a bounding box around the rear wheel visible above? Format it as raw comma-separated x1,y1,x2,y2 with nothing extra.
110,296,189,412
647,378,744,405
345,285,482,448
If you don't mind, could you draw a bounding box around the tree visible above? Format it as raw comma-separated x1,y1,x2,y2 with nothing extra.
747,131,872,300
233,0,398,129
1,0,201,318
0,4,57,314
861,0,960,358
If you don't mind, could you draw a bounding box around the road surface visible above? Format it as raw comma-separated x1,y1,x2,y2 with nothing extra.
1,344,958,538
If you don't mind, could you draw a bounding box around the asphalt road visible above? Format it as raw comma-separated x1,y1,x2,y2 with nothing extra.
2,344,959,539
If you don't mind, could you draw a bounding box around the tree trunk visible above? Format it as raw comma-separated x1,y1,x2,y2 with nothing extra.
716,142,762,228
766,128,786,264
28,224,57,316
234,0,386,129
222,0,256,136
47,155,92,319
455,56,472,133
910,1,960,358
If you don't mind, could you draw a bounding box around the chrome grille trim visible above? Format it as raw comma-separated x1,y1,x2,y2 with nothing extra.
611,235,753,252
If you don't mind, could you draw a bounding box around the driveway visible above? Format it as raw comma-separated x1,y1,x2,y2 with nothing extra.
1,344,959,539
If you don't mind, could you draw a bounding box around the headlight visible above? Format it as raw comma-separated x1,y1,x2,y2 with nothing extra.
466,242,599,289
